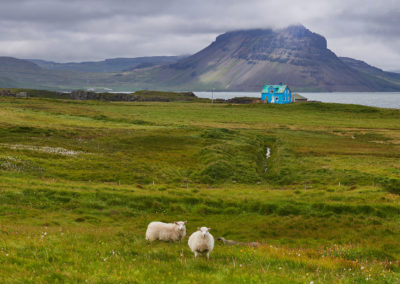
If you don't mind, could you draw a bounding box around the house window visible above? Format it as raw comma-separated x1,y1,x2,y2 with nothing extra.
276,97,279,101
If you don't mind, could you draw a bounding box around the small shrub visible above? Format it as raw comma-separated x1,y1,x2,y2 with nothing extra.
259,203,278,215
196,160,233,184
355,205,375,215
223,207,240,214
276,204,301,216
92,114,108,120
268,167,296,185
382,178,400,195
170,204,186,213
200,128,234,139
131,120,154,125
192,204,221,215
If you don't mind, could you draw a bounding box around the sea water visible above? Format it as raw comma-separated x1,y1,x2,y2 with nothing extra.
194,92,400,109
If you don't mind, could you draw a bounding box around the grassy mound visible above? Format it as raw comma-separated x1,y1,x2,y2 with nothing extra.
0,88,207,102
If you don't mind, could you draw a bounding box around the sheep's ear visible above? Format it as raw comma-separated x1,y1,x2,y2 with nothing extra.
184,221,187,224
174,221,178,225
207,228,211,231
197,227,201,231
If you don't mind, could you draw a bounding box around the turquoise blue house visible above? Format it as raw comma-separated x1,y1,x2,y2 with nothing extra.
261,84,292,104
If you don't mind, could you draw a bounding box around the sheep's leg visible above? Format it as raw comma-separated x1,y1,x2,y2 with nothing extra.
194,251,198,258
206,252,210,260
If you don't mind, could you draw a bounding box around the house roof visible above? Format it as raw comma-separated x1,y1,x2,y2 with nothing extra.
262,85,289,94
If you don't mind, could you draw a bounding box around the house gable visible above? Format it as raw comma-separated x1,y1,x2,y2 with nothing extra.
261,84,292,104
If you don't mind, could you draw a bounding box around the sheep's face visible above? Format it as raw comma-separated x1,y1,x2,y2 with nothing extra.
198,227,211,238
175,221,187,232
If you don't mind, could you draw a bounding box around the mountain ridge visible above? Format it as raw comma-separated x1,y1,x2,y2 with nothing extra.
27,56,187,73
1,25,400,91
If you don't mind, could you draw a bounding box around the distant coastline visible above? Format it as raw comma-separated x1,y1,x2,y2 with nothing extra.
195,91,400,109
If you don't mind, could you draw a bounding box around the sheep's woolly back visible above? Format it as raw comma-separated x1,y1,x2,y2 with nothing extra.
145,221,186,242
188,230,214,253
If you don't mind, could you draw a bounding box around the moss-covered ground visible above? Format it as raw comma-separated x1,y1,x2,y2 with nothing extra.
0,96,399,283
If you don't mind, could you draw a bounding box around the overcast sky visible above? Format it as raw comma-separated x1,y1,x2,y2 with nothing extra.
1,0,399,70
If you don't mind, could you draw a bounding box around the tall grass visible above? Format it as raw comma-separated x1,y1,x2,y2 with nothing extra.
0,96,399,282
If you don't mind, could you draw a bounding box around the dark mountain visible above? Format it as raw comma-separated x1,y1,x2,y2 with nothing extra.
0,76,19,88
340,57,400,83
0,57,41,88
129,25,400,91
0,57,41,87
28,56,187,73
0,56,41,72
0,56,110,90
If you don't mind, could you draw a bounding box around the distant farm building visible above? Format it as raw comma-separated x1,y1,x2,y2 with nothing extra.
293,93,308,103
261,84,292,104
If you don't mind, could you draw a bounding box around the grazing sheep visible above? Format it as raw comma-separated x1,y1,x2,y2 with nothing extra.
145,221,186,242
188,227,214,259
217,237,260,248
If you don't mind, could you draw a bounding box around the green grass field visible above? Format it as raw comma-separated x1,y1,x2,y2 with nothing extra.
0,96,399,283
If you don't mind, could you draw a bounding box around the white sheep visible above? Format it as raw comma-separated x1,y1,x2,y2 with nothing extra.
145,221,187,242
188,227,214,259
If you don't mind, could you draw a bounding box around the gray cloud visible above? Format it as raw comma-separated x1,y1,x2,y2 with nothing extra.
0,0,399,70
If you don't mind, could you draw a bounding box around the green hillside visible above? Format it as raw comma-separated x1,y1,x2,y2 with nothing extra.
0,96,399,283
0,77,19,88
